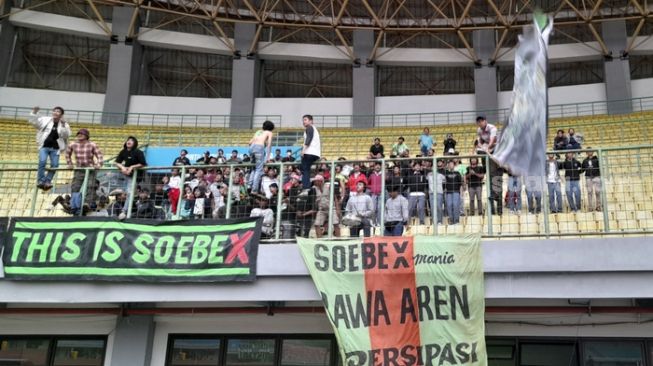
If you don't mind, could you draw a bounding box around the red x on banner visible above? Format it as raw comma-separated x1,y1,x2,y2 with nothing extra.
225,231,254,264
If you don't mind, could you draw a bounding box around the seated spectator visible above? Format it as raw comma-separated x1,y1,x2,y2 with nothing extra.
384,185,409,236
273,149,282,162
188,168,207,190
250,197,275,238
282,149,296,162
553,129,568,151
345,181,374,237
108,189,127,217
227,150,242,164
443,133,457,155
418,128,434,156
261,168,279,199
151,183,168,208
566,128,582,150
216,149,225,161
391,137,409,158
242,153,251,163
192,186,213,219
134,187,157,219
196,151,212,164
87,196,109,217
173,149,191,166
347,164,368,196
179,186,193,219
210,183,227,219
368,138,384,159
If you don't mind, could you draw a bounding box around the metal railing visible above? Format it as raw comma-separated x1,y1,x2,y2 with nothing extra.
0,106,282,129
2,95,653,129
1,145,652,240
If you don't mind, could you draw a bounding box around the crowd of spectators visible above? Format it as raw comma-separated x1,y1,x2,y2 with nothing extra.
32,106,601,239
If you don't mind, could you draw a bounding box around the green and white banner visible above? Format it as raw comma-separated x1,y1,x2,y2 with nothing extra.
1,217,262,282
297,235,486,366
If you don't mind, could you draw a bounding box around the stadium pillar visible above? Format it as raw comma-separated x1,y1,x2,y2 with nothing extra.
0,0,16,86
101,7,143,125
602,20,633,115
230,23,260,129
109,315,155,366
352,29,376,128
473,30,499,123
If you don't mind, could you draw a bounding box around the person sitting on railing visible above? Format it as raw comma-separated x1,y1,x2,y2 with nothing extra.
384,185,410,236
566,128,582,150
474,116,497,154
247,120,275,195
581,148,601,212
65,128,104,216
407,161,428,225
553,129,568,151
30,106,71,191
443,133,457,155
418,128,435,157
345,181,374,238
391,137,409,158
114,136,147,195
347,164,368,197
562,152,582,212
172,149,191,166
313,174,341,238
368,138,385,159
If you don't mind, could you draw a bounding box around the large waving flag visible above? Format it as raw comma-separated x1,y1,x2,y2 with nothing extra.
492,12,553,178
297,235,486,366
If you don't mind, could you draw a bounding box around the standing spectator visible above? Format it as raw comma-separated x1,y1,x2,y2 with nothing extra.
418,127,434,156
567,128,582,150
273,149,282,162
30,106,71,190
368,162,383,225
427,159,445,224
524,175,543,214
582,149,601,211
172,149,191,166
168,168,182,215
444,160,463,224
196,151,212,164
65,128,103,216
387,165,408,197
227,150,242,164
407,161,427,225
454,156,468,217
384,185,409,236
562,152,582,212
114,136,147,191
368,138,384,159
391,137,409,158
300,114,321,194
506,172,523,214
313,175,341,238
443,133,457,155
466,158,485,216
546,154,563,213
553,129,568,151
247,120,275,194
345,181,374,237
250,197,275,238
347,164,368,196
289,177,316,238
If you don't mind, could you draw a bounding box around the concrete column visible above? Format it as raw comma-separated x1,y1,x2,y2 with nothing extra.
229,23,259,129
101,7,142,125
109,315,155,366
473,30,499,122
352,29,375,128
0,0,17,86
602,20,632,115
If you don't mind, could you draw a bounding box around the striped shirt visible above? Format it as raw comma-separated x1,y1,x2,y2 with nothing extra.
66,141,104,168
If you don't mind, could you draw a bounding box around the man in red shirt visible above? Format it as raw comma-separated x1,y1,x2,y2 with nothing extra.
65,128,104,215
347,164,368,196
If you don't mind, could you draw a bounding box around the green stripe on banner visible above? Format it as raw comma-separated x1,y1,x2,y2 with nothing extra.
4,266,250,277
15,221,255,233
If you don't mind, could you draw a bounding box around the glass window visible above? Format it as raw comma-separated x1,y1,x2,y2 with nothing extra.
583,341,644,366
0,338,50,366
488,339,516,366
520,343,578,366
53,339,106,366
226,339,275,366
169,338,221,366
281,339,332,366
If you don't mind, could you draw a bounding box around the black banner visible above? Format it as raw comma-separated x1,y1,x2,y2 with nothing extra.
1,217,262,282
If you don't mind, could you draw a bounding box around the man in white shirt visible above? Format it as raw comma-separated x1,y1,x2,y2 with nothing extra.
475,115,498,154
30,106,71,190
345,181,374,237
300,114,321,193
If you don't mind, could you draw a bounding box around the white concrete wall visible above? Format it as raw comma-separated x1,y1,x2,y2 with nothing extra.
127,95,231,126
631,77,653,99
376,94,476,115
254,98,353,128
0,87,106,122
